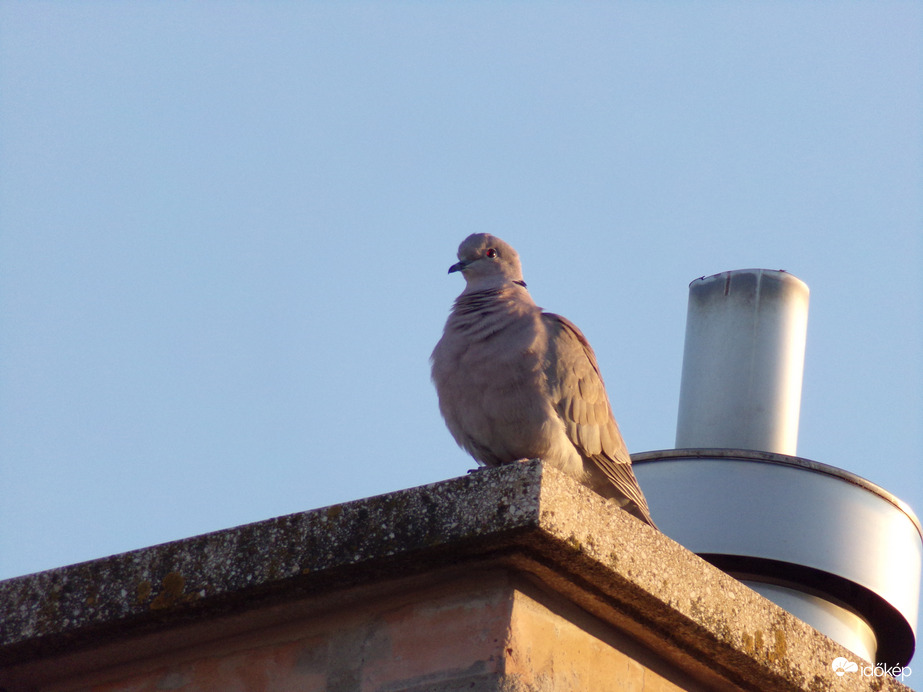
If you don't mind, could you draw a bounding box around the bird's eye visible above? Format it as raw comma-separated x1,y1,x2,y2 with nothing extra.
486,248,498,259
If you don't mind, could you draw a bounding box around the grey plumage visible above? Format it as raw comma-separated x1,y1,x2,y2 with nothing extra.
431,233,655,527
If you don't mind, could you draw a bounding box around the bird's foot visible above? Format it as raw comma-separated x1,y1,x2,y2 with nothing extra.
467,459,541,474
499,458,541,466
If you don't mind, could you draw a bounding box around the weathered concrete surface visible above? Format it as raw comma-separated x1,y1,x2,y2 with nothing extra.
0,461,912,691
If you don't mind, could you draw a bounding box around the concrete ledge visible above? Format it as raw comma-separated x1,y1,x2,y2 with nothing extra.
0,461,911,691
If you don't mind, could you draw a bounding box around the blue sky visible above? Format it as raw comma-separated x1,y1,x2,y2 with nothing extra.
1,1,921,676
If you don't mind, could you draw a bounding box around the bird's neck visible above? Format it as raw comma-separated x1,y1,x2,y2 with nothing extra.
452,283,537,320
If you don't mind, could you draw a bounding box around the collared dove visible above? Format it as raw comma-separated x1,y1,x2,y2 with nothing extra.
431,233,655,527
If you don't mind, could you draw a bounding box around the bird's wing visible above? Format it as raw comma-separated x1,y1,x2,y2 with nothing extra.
543,312,653,522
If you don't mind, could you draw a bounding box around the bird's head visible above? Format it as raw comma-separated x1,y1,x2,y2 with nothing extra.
449,233,526,291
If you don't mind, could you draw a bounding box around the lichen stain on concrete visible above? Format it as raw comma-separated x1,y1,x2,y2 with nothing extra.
150,572,198,611
326,505,343,520
266,558,282,580
741,628,788,664
36,586,62,631
137,580,153,604
771,628,787,662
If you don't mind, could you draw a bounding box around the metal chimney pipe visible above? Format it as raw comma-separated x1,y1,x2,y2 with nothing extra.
633,268,921,666
675,269,810,454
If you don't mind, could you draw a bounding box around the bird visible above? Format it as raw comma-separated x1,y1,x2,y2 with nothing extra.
431,233,656,527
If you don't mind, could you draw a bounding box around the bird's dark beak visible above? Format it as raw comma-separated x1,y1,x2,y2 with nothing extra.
448,260,470,274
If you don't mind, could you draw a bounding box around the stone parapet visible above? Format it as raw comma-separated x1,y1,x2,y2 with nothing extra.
0,461,911,691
